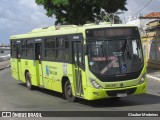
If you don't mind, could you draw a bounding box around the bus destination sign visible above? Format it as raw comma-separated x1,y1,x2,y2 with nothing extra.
86,27,138,38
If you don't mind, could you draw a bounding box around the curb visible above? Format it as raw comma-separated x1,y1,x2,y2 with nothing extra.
0,56,10,62
0,65,10,71
146,74,160,82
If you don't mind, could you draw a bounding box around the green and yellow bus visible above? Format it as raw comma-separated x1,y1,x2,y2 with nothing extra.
10,23,146,102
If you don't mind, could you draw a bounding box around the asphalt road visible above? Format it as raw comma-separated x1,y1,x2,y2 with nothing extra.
0,60,10,70
0,68,160,120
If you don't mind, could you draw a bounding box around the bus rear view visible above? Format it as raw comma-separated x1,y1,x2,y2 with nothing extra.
85,27,146,100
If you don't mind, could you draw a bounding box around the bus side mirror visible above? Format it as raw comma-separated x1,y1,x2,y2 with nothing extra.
83,44,88,55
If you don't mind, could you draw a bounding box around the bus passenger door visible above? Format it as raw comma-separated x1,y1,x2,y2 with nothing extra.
35,43,43,86
17,44,22,81
73,41,84,97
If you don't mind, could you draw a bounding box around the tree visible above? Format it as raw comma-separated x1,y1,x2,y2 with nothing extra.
36,0,127,25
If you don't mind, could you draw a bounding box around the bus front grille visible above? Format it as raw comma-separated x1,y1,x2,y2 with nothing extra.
106,88,137,97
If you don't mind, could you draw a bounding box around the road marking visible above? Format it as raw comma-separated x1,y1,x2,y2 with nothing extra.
0,65,10,71
146,74,160,82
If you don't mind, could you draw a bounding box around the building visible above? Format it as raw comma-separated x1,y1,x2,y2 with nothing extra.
126,12,160,35
141,12,160,69
141,12,160,19
127,12,160,69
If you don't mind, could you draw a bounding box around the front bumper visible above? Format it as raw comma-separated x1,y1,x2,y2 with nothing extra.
84,82,146,100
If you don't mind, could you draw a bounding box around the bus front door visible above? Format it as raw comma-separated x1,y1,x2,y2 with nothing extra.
73,41,84,97
35,43,43,87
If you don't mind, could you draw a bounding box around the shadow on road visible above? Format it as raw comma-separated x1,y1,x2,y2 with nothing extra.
77,94,160,108
18,83,160,108
18,83,64,99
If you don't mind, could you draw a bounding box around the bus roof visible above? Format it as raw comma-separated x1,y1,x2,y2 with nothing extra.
10,23,137,40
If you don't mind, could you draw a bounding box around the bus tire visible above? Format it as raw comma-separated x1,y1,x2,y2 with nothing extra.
25,72,33,90
64,80,76,102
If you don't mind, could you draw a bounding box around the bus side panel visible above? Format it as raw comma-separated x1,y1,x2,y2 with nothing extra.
42,61,63,93
35,60,41,86
11,58,19,81
29,60,38,86
66,64,75,95
18,59,23,82
21,59,39,86
80,69,87,97
20,59,27,83
53,62,63,93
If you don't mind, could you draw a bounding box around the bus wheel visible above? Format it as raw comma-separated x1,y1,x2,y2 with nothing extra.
25,72,33,90
64,80,75,102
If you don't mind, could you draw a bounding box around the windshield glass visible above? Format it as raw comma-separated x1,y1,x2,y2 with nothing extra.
87,38,143,75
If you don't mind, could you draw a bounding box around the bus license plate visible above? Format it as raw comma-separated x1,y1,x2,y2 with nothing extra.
117,93,127,97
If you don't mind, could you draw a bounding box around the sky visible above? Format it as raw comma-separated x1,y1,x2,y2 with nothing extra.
0,0,160,44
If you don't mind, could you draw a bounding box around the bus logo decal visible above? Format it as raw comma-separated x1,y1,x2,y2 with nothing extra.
46,65,49,76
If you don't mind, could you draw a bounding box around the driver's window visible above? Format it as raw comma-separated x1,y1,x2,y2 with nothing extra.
132,40,138,55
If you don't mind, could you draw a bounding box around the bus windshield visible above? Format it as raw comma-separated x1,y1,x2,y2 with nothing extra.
86,28,143,76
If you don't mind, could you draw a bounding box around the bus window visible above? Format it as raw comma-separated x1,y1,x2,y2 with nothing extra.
45,37,56,60
17,45,21,59
11,41,17,58
21,40,26,58
26,40,34,59
56,37,65,61
56,37,69,62
65,41,70,61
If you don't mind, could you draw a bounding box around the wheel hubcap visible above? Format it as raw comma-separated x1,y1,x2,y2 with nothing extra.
26,75,30,88
27,80,30,87
67,85,72,97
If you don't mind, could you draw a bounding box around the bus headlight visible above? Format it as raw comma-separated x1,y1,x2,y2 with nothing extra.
138,74,146,85
89,78,103,89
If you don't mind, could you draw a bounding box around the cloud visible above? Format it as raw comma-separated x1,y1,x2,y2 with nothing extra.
0,0,160,43
126,0,160,16
121,0,160,23
0,0,55,43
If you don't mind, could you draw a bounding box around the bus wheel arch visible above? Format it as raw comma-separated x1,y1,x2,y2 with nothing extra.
25,70,33,90
25,70,29,77
62,76,76,102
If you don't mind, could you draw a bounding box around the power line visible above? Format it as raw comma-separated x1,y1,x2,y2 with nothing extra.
134,0,153,16
133,0,148,14
122,0,148,23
